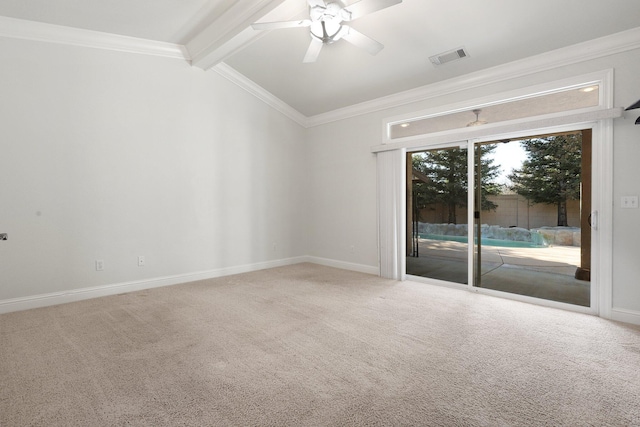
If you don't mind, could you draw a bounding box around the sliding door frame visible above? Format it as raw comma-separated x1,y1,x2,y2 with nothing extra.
467,122,603,315
376,70,618,318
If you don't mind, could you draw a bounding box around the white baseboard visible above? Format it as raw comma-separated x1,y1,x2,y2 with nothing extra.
611,307,640,326
0,257,308,314
4,256,637,327
0,256,380,314
302,256,379,276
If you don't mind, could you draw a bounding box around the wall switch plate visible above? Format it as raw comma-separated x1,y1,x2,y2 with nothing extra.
95,260,104,271
138,256,145,266
621,196,639,209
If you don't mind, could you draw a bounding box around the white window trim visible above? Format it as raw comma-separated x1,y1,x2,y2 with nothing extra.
375,70,617,319
377,69,616,149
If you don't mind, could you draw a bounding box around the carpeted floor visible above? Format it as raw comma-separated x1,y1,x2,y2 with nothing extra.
1,263,639,426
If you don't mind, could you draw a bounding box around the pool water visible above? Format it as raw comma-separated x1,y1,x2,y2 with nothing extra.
419,233,547,248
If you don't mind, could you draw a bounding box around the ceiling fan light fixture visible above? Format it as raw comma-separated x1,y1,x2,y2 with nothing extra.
310,19,343,43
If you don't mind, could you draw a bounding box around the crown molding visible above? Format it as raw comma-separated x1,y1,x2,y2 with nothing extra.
305,26,640,127
2,12,638,128
213,63,308,126
215,26,640,128
0,16,189,60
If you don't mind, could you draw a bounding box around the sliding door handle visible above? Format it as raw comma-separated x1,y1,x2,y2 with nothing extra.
589,211,598,230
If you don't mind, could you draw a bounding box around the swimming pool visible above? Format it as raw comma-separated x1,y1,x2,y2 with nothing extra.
418,233,547,248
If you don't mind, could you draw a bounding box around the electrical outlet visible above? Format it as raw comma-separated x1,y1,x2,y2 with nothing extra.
272,243,277,253
95,260,104,271
138,256,145,267
621,196,639,209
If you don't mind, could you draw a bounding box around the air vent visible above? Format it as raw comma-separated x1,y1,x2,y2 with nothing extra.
429,47,469,66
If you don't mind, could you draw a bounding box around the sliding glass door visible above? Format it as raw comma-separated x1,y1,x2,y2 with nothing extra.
472,132,591,307
406,145,469,285
406,131,592,308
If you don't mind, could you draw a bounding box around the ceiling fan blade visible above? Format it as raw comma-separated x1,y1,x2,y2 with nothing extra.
342,27,384,55
303,38,323,63
251,19,311,31
344,0,402,21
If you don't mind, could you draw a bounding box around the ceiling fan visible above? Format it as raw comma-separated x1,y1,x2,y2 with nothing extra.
251,0,402,63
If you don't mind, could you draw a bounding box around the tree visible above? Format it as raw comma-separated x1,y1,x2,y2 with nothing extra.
508,134,582,226
412,145,501,224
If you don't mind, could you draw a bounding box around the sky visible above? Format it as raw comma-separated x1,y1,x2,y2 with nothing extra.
488,141,527,185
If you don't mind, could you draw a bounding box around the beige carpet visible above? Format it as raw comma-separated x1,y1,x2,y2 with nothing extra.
1,263,639,426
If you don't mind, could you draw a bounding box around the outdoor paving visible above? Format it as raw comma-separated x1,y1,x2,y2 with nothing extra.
407,239,590,306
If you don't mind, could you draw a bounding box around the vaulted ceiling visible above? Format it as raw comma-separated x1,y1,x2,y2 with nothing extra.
1,0,639,120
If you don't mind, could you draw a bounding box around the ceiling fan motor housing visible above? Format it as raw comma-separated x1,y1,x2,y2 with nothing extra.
309,2,350,44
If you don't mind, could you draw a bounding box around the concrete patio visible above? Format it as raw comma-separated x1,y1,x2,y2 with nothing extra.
407,239,590,306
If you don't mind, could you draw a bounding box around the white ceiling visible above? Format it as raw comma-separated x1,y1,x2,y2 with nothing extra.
0,0,237,44
1,0,639,118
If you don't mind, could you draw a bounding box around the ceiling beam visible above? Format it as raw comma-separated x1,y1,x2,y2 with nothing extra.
187,0,305,70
